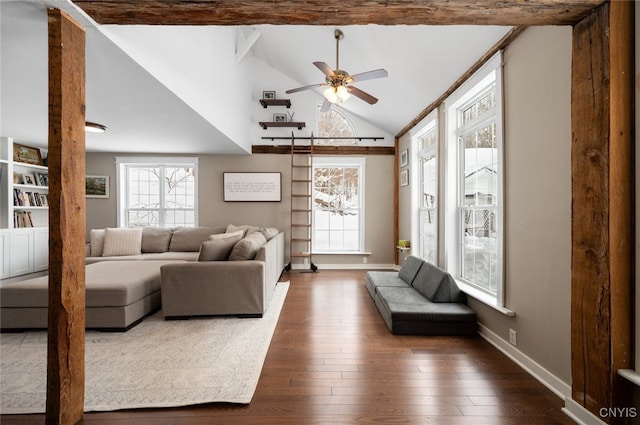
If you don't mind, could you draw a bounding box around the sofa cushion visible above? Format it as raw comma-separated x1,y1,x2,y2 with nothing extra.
398,255,424,284
90,228,106,257
260,227,280,241
102,228,143,257
197,232,243,261
226,223,260,238
364,271,410,298
412,261,466,303
141,227,174,253
229,231,267,261
169,227,223,252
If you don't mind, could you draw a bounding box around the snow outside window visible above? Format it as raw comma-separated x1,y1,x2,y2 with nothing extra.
312,157,364,253
116,157,198,228
444,51,504,308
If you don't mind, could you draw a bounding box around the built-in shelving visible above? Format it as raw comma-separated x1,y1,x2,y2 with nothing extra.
259,98,292,108
259,121,306,130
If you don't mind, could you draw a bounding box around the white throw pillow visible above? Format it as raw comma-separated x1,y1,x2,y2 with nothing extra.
90,229,106,257
210,229,243,240
102,228,143,257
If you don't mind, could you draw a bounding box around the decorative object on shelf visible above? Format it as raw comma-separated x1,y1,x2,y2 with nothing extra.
13,143,43,166
397,240,411,248
13,172,20,184
400,169,409,187
22,174,35,185
35,172,48,187
262,90,276,100
223,172,281,202
273,113,287,122
287,111,295,122
400,149,408,167
85,175,109,198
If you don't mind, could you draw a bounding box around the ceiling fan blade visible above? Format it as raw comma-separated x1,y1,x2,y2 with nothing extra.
350,68,388,83
286,83,324,94
320,97,332,112
313,61,336,78
347,85,379,105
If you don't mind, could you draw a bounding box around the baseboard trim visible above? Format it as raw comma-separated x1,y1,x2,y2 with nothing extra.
290,263,396,270
562,398,607,425
477,324,571,399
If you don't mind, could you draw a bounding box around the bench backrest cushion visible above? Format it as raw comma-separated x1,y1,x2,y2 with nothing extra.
169,226,226,252
398,255,424,284
412,261,466,303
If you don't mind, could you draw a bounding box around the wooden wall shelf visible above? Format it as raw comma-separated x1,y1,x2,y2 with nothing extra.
259,121,306,130
259,99,291,108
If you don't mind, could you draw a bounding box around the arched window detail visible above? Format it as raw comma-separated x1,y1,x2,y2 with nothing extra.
316,106,356,145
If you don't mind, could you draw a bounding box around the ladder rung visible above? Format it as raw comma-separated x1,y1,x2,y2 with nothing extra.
291,252,311,257
292,179,312,183
292,194,311,197
292,209,311,212
292,224,311,227
292,164,311,168
292,238,311,242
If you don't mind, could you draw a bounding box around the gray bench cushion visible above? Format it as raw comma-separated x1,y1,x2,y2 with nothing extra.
412,261,466,303
398,255,424,284
365,271,410,298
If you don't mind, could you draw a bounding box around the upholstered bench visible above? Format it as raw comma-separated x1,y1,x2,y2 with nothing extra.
1,260,182,331
366,256,477,336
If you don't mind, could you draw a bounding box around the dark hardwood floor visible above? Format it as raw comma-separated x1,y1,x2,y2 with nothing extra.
2,270,574,424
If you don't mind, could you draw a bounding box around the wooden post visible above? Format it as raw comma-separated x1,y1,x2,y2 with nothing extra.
46,8,86,425
571,1,633,422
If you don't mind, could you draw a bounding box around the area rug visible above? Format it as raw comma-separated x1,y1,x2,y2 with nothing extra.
0,281,289,414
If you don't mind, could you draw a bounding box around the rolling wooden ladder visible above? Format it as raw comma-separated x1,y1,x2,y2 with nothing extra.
286,133,317,272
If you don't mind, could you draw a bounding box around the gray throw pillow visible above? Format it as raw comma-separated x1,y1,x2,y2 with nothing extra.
228,231,267,261
141,227,173,253
197,234,242,261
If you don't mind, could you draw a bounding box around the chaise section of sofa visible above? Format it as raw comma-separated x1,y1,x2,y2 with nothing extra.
366,256,477,336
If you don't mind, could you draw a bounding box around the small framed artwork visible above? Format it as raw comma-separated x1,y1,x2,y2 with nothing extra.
22,174,35,185
86,175,109,198
13,143,43,166
273,113,287,122
400,149,409,168
400,169,409,187
263,91,276,100
35,172,48,187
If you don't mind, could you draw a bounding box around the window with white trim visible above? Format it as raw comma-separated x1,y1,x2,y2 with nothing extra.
445,52,504,305
317,106,357,145
416,118,438,264
312,157,365,253
116,157,198,228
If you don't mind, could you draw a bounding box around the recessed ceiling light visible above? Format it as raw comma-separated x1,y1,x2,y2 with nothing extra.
85,122,107,133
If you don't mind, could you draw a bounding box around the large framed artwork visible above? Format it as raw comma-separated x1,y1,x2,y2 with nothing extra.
223,172,281,202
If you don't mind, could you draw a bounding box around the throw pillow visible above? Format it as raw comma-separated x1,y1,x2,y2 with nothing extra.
228,231,267,261
101,228,143,257
226,224,260,238
141,227,173,253
208,229,243,241
260,227,280,241
197,233,242,261
90,229,105,257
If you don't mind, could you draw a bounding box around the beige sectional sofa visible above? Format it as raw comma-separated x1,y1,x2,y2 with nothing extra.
1,225,285,331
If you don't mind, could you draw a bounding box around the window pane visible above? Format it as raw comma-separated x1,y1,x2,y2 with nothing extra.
420,209,437,264
461,208,497,293
317,109,356,145
164,167,195,209
462,123,497,207
127,210,159,227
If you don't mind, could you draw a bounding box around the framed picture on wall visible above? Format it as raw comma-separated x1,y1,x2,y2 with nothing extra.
400,149,408,168
223,172,281,202
400,169,409,187
86,175,109,198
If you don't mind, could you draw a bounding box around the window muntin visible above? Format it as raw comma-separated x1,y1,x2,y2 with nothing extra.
116,157,198,228
312,158,364,252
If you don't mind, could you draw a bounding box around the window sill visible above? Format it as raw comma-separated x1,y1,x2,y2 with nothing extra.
312,251,372,255
455,279,516,317
619,369,640,387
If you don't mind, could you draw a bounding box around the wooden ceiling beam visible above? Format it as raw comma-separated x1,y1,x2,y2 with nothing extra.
72,0,605,26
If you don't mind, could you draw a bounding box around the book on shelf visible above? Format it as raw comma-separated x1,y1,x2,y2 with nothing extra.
13,211,34,228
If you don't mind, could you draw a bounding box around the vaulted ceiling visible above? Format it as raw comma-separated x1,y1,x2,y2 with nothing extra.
0,0,604,154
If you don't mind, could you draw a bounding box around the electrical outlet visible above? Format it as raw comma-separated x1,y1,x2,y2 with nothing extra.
303,258,309,265
509,329,517,346
363,257,367,264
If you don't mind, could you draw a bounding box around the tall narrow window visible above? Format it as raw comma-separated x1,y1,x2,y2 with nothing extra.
312,157,364,253
116,157,198,228
416,119,438,264
445,52,504,305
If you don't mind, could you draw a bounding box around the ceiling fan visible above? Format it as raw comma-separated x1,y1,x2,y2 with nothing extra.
286,29,388,112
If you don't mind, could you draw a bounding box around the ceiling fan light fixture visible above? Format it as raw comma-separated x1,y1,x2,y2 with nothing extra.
323,85,351,105
85,121,107,133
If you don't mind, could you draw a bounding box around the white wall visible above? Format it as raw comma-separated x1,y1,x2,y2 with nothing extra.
397,26,572,385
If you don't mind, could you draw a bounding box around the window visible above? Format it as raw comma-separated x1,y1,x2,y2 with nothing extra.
317,106,356,145
312,157,364,252
116,157,198,228
417,119,438,264
445,52,504,306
